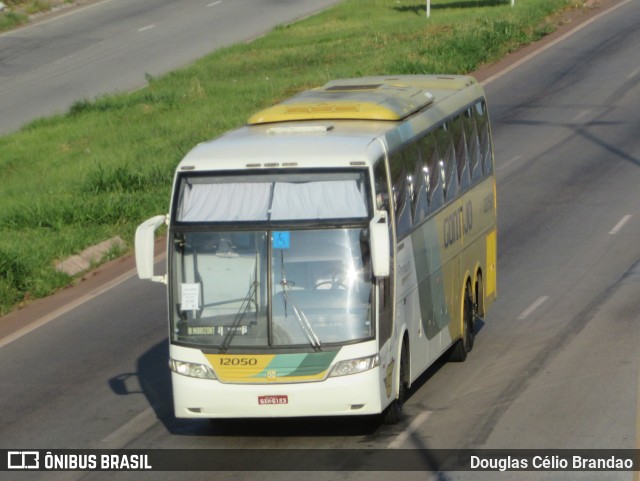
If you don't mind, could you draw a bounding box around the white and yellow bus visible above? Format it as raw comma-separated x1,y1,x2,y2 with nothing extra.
135,75,497,423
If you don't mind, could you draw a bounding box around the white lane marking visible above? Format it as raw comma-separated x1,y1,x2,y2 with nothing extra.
207,1,223,6
481,0,632,86
387,411,432,448
0,268,135,349
497,154,522,171
102,407,158,448
609,215,632,235
138,24,156,32
0,253,165,349
518,296,549,320
628,67,640,79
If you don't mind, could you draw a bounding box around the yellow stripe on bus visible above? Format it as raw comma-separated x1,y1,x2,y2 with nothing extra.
486,229,497,297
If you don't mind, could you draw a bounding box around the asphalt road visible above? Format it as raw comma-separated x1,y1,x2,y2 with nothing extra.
1,0,639,480
0,0,342,134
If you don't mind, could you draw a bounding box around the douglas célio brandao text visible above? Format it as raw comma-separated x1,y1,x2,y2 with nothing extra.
470,454,634,471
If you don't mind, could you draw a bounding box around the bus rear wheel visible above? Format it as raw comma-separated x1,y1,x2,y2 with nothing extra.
448,287,474,362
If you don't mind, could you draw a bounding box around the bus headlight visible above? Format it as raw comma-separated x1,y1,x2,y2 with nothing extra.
329,355,379,377
170,359,216,379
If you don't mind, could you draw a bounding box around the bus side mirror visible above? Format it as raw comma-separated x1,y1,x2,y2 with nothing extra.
369,211,390,278
135,215,167,283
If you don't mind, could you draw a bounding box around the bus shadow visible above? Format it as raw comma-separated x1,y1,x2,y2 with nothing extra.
106,339,458,474
108,339,175,430
405,316,486,401
108,339,383,437
204,415,382,438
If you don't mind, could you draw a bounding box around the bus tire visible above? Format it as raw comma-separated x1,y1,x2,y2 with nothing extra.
475,272,485,318
448,287,474,362
383,342,407,425
467,284,475,352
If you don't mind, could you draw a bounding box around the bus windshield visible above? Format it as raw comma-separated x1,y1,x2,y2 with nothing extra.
175,171,369,223
171,227,373,349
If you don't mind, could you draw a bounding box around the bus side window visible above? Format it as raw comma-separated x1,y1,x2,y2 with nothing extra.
390,149,413,239
475,101,493,175
435,123,458,202
401,143,420,208
374,157,390,212
412,144,429,224
419,131,444,214
400,142,423,228
465,107,483,182
451,114,471,192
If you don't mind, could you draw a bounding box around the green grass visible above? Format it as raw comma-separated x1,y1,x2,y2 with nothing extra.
0,1,76,31
0,10,27,30
0,0,586,314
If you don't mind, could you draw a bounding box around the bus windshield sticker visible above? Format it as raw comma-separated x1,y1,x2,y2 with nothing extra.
180,283,200,311
272,231,290,249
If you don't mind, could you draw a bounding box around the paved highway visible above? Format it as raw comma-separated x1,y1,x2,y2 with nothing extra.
1,0,639,480
0,0,342,134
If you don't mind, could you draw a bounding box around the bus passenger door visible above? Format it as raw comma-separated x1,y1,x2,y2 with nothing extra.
374,157,394,350
374,156,396,406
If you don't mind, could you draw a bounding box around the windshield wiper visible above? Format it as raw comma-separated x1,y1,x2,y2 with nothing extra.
219,280,258,353
279,250,322,351
282,288,322,351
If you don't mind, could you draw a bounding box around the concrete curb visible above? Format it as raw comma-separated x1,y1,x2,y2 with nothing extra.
55,236,126,276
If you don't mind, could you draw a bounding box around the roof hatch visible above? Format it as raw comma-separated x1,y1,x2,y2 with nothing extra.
248,77,435,125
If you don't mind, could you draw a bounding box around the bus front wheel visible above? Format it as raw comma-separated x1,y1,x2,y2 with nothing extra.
383,344,407,425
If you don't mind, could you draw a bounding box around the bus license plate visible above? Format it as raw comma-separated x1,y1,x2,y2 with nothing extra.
258,395,288,405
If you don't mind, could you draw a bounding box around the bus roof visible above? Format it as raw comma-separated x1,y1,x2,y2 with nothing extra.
178,75,484,172
248,75,474,124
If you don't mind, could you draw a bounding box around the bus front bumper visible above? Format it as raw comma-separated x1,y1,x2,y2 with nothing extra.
171,367,384,419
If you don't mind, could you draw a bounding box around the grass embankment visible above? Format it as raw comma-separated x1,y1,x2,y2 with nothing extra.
0,0,75,31
0,0,587,314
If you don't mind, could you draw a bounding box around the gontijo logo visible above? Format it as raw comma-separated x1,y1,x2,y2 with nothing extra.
443,200,473,248
8,451,39,469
